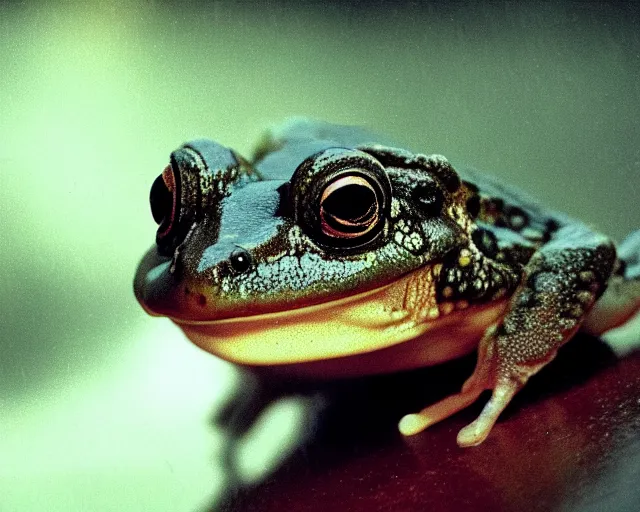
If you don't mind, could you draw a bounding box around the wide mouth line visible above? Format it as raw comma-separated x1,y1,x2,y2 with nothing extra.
168,280,398,327
169,288,507,330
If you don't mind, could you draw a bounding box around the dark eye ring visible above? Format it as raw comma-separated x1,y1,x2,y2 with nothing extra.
319,174,380,240
150,164,178,241
290,148,391,250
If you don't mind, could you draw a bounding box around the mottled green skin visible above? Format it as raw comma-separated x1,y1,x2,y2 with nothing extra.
136,119,622,325
132,118,640,454
142,136,457,318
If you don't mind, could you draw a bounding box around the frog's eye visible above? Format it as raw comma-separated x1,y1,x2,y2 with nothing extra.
291,148,391,249
319,174,382,240
150,164,179,242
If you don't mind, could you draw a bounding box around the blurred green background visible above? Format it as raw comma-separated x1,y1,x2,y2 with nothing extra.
1,1,639,510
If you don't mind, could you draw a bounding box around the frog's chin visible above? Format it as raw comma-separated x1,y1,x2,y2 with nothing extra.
172,276,509,378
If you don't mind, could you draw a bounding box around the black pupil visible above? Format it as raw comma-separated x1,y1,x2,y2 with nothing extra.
323,183,376,229
230,249,251,272
150,174,172,225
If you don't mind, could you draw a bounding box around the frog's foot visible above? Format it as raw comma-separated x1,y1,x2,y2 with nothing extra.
400,225,617,447
399,330,532,447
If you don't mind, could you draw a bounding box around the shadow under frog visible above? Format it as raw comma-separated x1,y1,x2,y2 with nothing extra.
212,333,627,512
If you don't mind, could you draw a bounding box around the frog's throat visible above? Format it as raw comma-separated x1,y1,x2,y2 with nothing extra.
173,272,509,376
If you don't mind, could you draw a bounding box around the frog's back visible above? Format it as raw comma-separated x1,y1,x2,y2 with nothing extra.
254,119,569,242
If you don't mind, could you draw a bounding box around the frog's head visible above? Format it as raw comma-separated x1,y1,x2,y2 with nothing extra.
134,140,477,366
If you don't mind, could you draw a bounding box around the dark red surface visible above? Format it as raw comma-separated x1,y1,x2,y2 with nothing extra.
218,337,640,512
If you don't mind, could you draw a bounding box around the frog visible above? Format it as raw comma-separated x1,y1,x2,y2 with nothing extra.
134,118,640,448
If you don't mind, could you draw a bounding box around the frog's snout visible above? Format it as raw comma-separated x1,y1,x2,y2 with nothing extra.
134,246,209,321
134,241,257,322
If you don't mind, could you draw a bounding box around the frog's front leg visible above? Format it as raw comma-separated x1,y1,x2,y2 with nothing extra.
399,224,616,447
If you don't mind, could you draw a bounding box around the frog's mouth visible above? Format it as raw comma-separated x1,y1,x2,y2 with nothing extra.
170,277,508,375
135,247,508,373
134,243,402,322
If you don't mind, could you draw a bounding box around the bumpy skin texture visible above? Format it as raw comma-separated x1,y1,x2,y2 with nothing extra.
336,142,618,446
135,119,638,448
403,224,616,446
